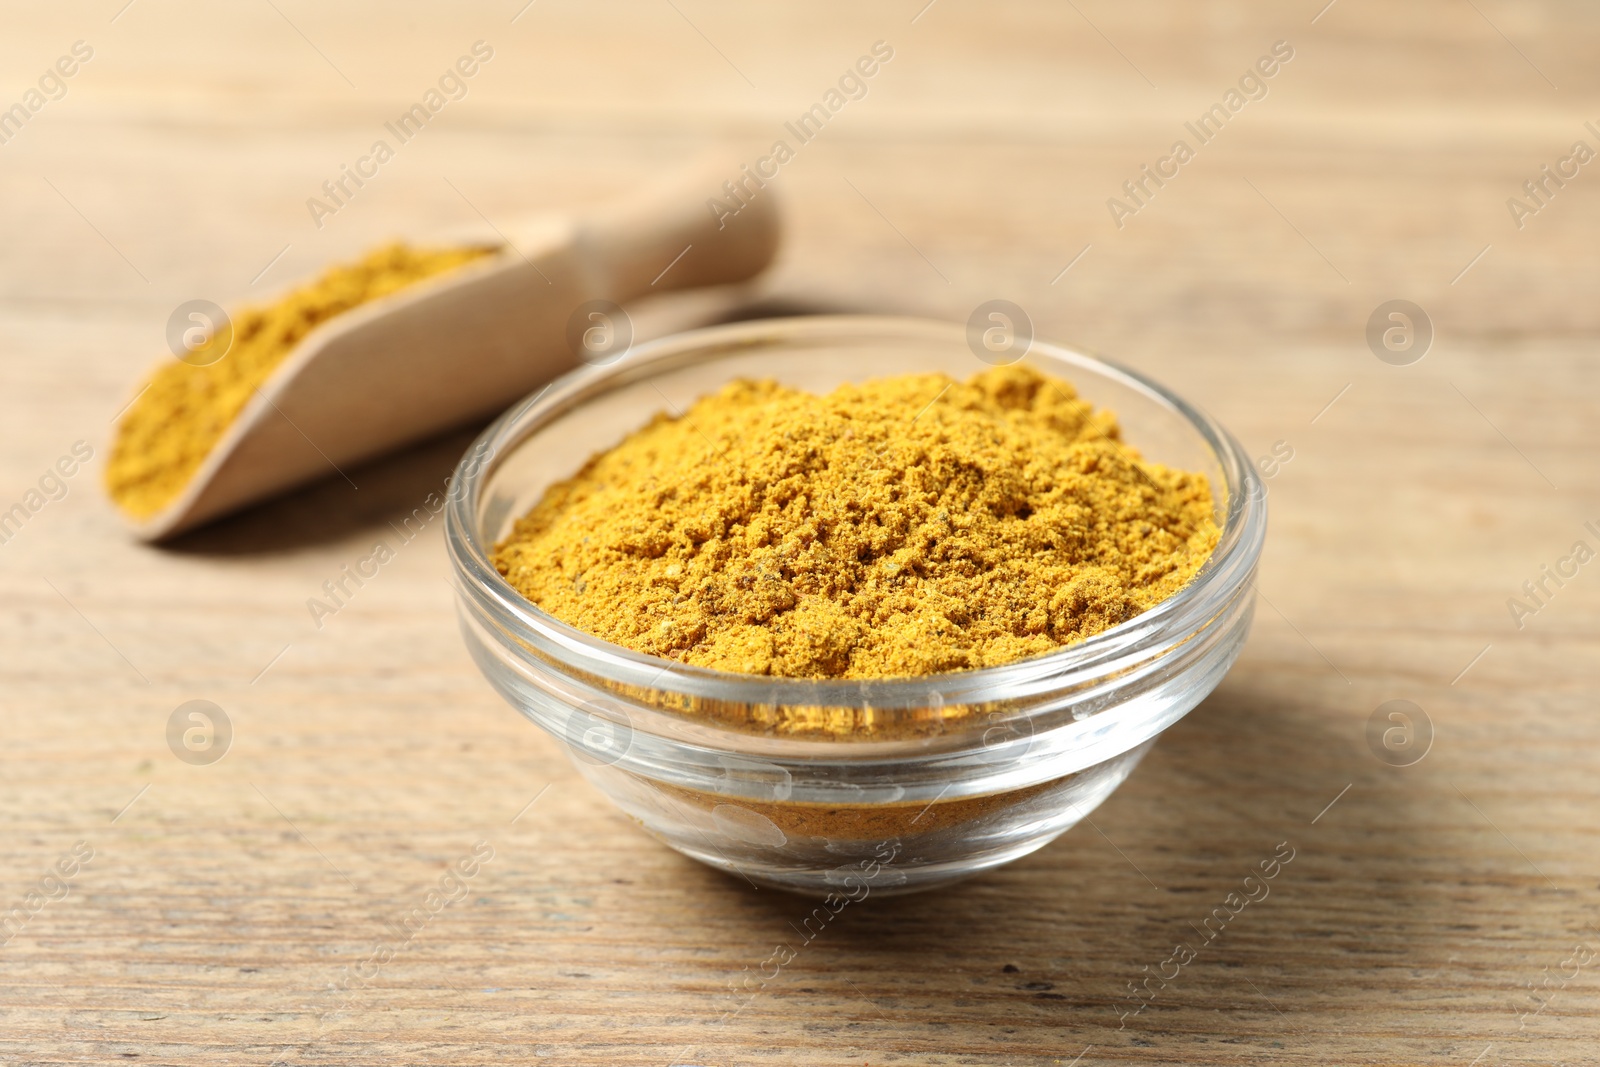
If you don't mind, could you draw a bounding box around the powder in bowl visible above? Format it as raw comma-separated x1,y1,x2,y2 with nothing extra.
492,364,1219,683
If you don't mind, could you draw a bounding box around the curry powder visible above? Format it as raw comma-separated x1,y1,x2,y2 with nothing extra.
493,365,1220,680
105,242,492,519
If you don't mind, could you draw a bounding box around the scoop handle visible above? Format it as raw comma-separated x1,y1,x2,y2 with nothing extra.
574,159,781,300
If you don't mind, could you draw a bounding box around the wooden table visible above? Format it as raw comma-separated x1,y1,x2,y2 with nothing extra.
3,2,1597,1063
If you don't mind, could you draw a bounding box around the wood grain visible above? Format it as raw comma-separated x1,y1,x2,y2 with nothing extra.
2,1,1598,1064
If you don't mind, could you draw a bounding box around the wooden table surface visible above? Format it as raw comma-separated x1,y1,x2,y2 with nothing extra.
4,2,1598,1064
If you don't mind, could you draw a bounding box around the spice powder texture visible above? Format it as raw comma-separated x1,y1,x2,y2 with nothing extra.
105,243,493,519
495,366,1221,680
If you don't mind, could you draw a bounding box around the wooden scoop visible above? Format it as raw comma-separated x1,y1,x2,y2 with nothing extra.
121,160,779,541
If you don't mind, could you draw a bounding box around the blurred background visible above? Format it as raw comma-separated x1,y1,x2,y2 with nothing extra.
3,2,1598,1065
9,1,1599,339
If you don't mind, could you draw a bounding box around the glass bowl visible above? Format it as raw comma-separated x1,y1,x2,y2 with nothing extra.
445,316,1265,897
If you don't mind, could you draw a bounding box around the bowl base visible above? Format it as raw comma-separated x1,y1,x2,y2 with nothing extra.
722,834,1072,898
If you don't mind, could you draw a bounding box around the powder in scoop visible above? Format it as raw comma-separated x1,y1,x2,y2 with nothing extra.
105,242,493,519
493,365,1220,679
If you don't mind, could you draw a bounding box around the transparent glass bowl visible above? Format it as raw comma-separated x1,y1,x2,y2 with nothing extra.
446,316,1265,896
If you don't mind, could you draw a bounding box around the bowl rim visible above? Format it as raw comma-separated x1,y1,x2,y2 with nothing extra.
445,314,1265,715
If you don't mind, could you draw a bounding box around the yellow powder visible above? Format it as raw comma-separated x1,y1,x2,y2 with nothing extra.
105,242,493,519
493,365,1220,680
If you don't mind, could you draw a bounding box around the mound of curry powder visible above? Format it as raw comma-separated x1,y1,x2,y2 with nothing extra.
493,365,1220,680
105,243,492,520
